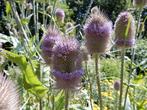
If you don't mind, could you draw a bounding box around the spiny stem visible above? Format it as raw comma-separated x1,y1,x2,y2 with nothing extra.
65,90,69,110
119,49,125,110
95,54,103,110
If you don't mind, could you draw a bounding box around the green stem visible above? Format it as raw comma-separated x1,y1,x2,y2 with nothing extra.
65,90,69,110
39,99,42,110
52,94,55,110
89,80,93,110
95,54,103,110
119,49,125,110
115,91,118,110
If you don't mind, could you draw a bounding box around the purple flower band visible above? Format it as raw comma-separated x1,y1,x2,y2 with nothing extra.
116,39,135,46
52,69,84,80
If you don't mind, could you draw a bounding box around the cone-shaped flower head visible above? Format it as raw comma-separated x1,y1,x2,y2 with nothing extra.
41,26,61,64
113,80,120,91
55,8,65,23
133,0,147,8
84,8,112,54
0,74,20,110
114,11,136,48
52,38,84,90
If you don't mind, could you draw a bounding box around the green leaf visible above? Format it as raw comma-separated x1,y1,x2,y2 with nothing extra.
0,49,48,98
55,91,65,110
6,1,11,14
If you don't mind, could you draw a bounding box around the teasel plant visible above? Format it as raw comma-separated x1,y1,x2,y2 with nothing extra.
114,11,136,110
123,1,145,109
84,7,113,110
51,38,84,110
0,73,20,110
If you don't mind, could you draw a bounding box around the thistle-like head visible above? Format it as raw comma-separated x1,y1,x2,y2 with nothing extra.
53,38,81,73
114,11,136,48
55,8,65,23
0,74,20,110
84,8,112,54
41,26,61,64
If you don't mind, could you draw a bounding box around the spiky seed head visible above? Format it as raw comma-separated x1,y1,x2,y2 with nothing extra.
84,9,112,54
0,74,20,110
114,80,120,91
114,11,136,48
55,8,65,23
52,38,84,90
53,38,81,73
133,0,147,8
47,5,53,13
41,26,61,64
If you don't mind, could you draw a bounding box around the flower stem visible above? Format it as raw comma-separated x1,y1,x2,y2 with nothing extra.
119,49,125,110
95,53,103,110
65,90,69,110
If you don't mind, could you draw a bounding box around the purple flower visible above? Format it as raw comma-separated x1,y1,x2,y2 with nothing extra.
41,26,61,64
114,11,136,48
114,80,120,91
84,9,113,54
52,38,84,90
55,8,65,22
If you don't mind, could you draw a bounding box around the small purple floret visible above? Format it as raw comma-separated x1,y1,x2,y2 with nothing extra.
52,69,84,80
116,39,135,47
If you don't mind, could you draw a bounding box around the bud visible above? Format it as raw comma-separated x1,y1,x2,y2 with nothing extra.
65,22,73,30
91,6,99,14
55,8,65,23
114,11,136,48
41,26,61,65
133,0,147,8
114,80,120,91
25,3,33,10
84,9,112,54
0,74,20,110
80,45,89,61
46,5,53,13
52,38,84,90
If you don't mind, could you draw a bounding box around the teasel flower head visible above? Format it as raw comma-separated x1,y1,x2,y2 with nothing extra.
55,8,65,23
0,74,20,110
52,38,84,90
113,80,120,91
114,11,136,48
41,26,61,65
133,0,147,8
84,8,113,54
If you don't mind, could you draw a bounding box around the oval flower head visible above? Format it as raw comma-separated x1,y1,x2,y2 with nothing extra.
41,26,61,65
133,0,147,8
55,8,65,23
52,38,84,91
84,7,112,54
0,74,20,110
114,11,136,48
